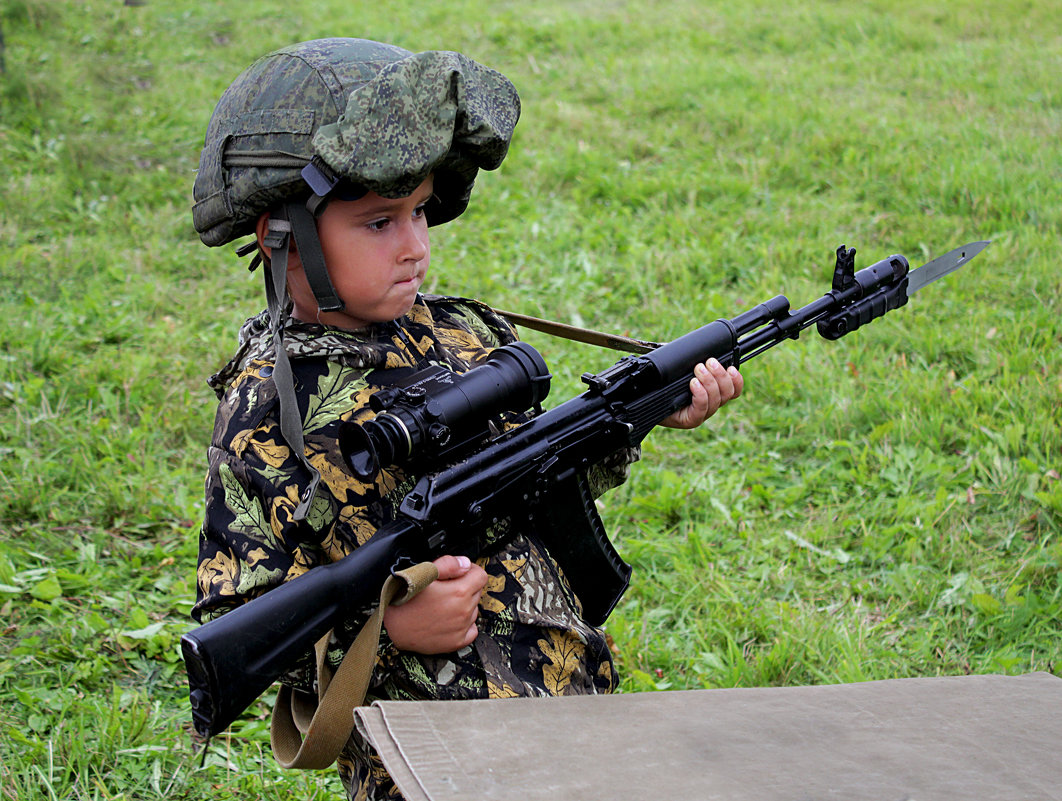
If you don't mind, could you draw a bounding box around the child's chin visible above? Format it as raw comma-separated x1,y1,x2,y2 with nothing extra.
382,296,419,322
393,283,422,307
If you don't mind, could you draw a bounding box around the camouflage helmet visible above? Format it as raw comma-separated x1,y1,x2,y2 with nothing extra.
192,38,521,247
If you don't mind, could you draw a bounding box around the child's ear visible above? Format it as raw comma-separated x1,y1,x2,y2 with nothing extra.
255,211,300,268
254,212,272,260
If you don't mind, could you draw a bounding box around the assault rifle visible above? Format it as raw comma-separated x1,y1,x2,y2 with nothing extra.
181,241,988,738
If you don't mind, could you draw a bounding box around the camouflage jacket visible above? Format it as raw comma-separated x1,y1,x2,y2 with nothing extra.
194,294,633,799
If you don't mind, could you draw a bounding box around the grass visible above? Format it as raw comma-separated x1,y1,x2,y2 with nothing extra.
1,0,1059,797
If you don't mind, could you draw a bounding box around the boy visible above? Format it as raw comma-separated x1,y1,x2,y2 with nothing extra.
190,38,742,800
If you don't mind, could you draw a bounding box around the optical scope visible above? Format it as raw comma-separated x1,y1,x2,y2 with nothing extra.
339,341,551,480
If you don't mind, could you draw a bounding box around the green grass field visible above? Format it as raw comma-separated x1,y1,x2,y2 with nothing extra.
1,0,1059,797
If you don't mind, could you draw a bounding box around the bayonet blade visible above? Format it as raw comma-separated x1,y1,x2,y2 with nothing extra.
907,240,990,295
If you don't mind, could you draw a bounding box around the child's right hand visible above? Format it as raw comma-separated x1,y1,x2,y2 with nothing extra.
383,555,488,654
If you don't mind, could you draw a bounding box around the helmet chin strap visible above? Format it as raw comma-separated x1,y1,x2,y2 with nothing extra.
285,200,345,313
259,202,329,520
257,193,351,522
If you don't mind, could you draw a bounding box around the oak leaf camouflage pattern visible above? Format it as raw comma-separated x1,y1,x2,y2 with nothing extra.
194,295,635,800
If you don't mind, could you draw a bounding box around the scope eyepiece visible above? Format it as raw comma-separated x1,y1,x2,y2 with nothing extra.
339,342,551,480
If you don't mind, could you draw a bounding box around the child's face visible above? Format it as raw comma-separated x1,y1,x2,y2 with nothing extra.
286,175,433,329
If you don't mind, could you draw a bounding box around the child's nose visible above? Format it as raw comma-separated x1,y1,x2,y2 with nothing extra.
399,222,429,262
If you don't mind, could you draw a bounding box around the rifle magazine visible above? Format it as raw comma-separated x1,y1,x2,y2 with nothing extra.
541,472,632,627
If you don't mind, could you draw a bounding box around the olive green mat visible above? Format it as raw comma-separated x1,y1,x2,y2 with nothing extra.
354,672,1061,801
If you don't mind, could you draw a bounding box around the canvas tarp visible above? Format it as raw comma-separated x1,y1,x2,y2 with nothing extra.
354,671,1061,801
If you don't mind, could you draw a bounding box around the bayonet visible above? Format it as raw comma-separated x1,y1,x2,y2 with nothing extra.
907,240,991,295
811,240,990,341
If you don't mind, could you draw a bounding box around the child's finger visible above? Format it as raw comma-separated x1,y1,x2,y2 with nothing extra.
433,554,473,580
707,358,745,405
459,622,480,648
696,362,722,414
728,366,744,398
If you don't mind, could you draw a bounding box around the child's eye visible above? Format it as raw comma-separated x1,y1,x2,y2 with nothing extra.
367,218,390,232
412,203,428,219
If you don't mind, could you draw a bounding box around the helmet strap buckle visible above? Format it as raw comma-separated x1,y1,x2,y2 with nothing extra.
263,218,292,251
301,157,340,197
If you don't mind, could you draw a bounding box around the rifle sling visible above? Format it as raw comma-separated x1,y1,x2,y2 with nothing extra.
270,561,439,770
494,309,662,354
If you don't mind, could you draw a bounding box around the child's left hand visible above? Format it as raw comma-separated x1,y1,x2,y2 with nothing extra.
660,358,744,429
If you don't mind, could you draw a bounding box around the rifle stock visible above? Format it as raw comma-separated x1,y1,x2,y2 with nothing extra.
181,522,419,738
181,245,947,739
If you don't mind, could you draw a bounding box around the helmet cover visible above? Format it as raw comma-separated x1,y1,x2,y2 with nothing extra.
192,38,520,247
